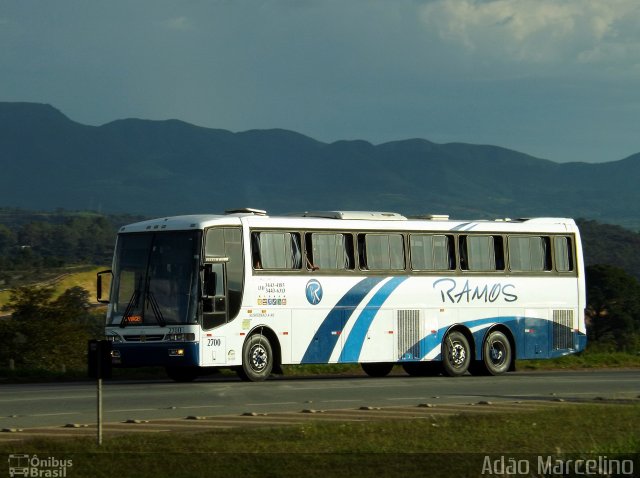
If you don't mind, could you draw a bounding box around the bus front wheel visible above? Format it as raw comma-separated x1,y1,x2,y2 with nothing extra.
442,331,471,377
237,333,273,382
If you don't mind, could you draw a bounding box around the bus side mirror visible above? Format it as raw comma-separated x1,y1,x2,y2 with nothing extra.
97,270,112,304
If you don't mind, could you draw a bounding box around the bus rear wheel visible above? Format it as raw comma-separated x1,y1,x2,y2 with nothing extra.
482,330,512,376
361,362,394,377
237,333,273,382
442,331,471,377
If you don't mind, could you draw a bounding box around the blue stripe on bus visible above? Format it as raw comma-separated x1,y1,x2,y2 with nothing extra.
340,276,408,363
402,315,587,362
300,276,385,364
403,316,524,362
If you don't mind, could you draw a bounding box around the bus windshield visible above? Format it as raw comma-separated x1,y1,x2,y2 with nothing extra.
107,231,201,326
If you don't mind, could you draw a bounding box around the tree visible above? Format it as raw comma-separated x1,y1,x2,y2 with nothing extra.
586,265,640,351
0,286,103,370
0,223,15,256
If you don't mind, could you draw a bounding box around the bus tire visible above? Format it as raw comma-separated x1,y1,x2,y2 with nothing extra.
361,362,394,377
166,366,199,382
442,330,471,377
402,362,441,376
238,333,273,382
482,330,511,376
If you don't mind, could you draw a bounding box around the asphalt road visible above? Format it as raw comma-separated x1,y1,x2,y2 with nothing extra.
1,370,639,430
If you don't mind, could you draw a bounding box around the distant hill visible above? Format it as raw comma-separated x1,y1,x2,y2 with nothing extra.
578,219,640,280
1,102,639,229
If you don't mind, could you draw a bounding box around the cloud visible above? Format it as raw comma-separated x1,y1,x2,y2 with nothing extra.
419,0,640,68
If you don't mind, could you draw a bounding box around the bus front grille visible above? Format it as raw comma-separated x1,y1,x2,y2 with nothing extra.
123,334,165,342
398,309,421,360
552,309,574,350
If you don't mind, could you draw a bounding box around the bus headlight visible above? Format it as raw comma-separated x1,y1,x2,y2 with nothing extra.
165,333,196,342
168,348,185,357
106,332,123,343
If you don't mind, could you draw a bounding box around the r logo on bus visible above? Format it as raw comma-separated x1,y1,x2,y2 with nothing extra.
305,279,323,305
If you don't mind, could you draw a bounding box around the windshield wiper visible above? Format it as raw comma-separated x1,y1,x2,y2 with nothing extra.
120,289,141,329
146,291,167,327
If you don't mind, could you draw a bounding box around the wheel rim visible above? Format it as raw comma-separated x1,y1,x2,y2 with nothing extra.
249,343,268,373
448,341,467,368
488,340,506,367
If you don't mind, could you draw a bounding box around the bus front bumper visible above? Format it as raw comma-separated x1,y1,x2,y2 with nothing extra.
111,342,199,368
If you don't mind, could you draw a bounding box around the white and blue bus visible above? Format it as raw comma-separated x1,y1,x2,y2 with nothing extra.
98,209,586,382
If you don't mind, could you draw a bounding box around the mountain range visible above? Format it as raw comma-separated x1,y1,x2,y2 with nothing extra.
1,102,638,229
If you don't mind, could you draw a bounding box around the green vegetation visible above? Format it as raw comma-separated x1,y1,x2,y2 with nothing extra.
518,350,640,371
0,286,103,372
586,264,640,351
0,210,123,283
578,219,640,281
1,403,638,477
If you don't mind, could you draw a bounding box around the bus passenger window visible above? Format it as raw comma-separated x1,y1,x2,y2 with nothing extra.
251,233,262,269
410,234,454,271
306,232,354,271
460,235,504,271
251,231,302,270
359,233,405,270
508,236,551,272
554,236,574,272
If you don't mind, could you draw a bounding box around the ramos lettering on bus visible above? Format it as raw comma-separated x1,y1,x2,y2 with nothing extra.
433,278,518,303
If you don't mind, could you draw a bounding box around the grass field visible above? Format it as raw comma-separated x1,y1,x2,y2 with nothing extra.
0,265,105,311
1,403,638,477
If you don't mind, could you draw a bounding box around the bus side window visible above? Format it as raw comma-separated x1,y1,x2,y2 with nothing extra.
358,233,405,270
344,234,355,269
494,236,505,270
251,233,262,269
306,232,355,271
460,235,504,271
251,231,302,270
357,234,368,270
554,236,574,272
410,234,455,271
458,236,469,270
508,236,552,272
304,233,317,270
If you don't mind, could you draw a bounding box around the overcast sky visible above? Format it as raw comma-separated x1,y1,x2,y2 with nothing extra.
2,0,639,163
